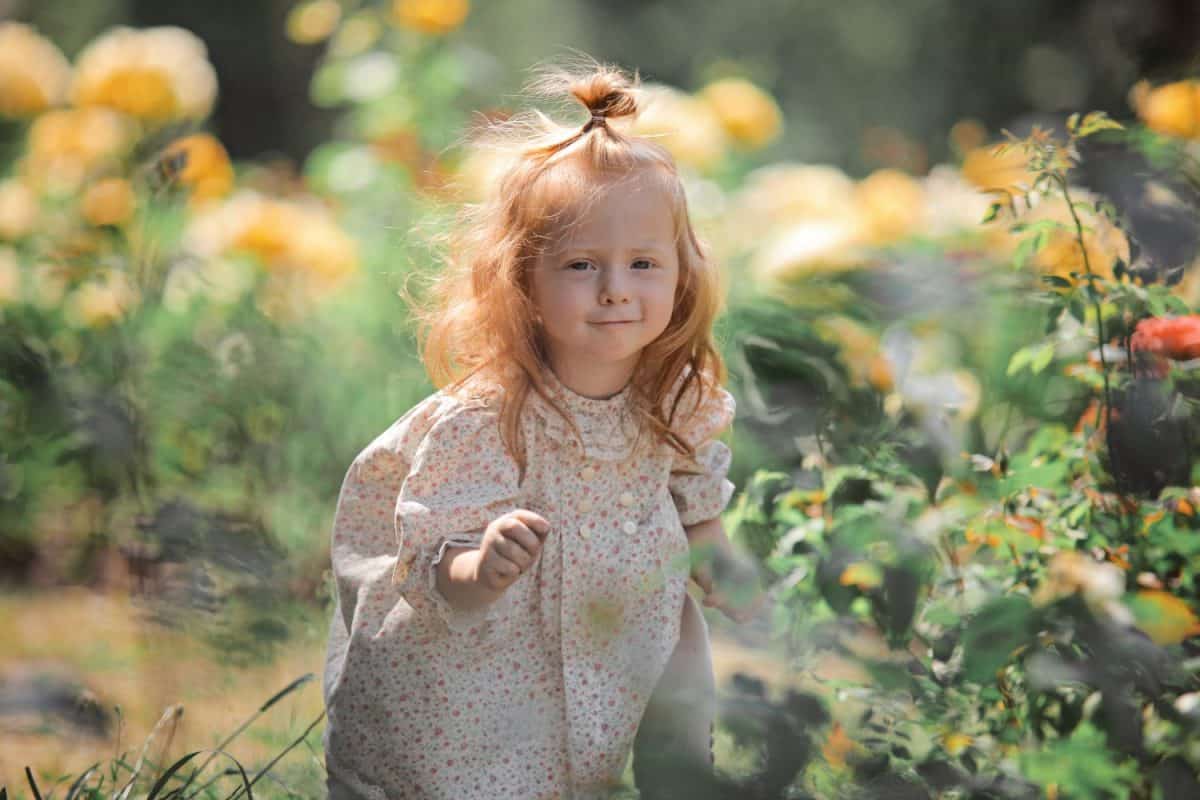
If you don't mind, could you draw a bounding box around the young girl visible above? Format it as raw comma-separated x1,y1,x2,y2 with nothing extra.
322,63,762,800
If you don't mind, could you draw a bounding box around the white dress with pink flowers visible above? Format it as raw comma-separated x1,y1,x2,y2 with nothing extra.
322,367,735,799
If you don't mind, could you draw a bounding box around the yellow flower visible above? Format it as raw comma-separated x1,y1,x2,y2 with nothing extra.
72,26,218,122
920,164,992,237
1132,80,1200,140
329,12,384,58
81,178,136,227
856,168,925,244
815,315,891,391
0,246,20,304
286,0,342,45
24,107,135,193
0,22,71,117
1026,192,1129,285
185,191,358,295
751,218,867,283
631,84,728,172
66,270,139,328
941,731,972,756
699,77,782,150
960,143,1035,196
0,178,40,240
721,163,858,252
159,133,234,202
391,0,470,35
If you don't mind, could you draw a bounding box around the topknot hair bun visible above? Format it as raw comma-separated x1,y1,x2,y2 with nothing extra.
567,67,639,125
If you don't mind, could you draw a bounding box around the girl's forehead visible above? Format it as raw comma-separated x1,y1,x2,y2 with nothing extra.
544,172,679,247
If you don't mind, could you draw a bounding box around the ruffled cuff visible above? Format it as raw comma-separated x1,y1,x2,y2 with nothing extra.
393,534,510,634
670,439,735,526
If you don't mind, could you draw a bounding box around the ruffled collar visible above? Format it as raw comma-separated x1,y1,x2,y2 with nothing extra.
526,366,643,461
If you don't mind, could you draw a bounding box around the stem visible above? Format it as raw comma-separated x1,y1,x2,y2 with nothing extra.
1055,174,1119,486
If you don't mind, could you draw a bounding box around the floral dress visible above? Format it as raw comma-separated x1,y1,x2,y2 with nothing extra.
322,366,735,800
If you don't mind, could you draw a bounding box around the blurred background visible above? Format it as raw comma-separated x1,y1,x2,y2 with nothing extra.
11,0,1200,169
3,0,1200,797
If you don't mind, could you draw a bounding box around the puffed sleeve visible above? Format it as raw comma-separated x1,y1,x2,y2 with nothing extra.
329,395,519,635
668,375,737,526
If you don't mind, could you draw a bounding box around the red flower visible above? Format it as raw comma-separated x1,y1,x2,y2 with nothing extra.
1131,316,1200,360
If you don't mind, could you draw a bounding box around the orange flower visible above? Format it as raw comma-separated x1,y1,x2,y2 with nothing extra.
81,177,135,226
391,0,470,35
1132,80,1200,140
158,133,234,202
1131,316,1200,361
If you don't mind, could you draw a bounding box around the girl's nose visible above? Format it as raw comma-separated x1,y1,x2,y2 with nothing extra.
599,269,631,305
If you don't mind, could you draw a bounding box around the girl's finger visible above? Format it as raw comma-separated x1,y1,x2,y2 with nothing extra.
495,538,532,570
510,509,551,541
502,523,543,559
487,554,521,579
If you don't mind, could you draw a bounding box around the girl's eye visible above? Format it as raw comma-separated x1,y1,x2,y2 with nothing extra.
566,261,593,271
631,259,655,270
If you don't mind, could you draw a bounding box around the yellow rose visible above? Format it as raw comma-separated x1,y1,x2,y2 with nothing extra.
1133,80,1200,140
286,0,342,45
81,178,135,227
699,77,782,150
856,168,924,244
72,26,218,122
960,143,1035,196
0,22,71,117
0,178,40,240
185,191,359,304
158,133,234,202
24,107,135,193
631,84,728,172
391,0,470,35
66,270,139,328
751,218,867,283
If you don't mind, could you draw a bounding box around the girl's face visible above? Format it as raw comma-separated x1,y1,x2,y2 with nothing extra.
529,171,680,396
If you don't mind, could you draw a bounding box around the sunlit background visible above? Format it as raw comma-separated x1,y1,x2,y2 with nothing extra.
3,0,1200,797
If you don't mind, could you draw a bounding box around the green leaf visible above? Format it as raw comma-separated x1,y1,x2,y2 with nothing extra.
1029,342,1055,374
1020,722,1138,795
1077,111,1125,138
960,595,1034,684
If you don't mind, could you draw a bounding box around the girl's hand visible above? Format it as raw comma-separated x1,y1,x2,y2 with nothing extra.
687,519,767,624
474,509,551,593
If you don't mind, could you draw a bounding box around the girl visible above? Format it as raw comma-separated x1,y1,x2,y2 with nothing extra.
322,62,762,800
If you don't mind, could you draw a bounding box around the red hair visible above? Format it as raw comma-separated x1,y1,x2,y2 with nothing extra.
410,59,727,479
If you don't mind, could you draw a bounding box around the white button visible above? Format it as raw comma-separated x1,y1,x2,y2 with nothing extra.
579,524,592,539
579,497,594,513
618,492,634,507
622,520,637,535
580,465,596,480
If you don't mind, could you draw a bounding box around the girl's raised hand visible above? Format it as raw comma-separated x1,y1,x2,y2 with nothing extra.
474,509,551,592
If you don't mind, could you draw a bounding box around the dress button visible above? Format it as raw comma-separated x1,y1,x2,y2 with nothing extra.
579,523,592,539
618,492,634,507
580,465,596,480
622,520,637,535
579,497,594,513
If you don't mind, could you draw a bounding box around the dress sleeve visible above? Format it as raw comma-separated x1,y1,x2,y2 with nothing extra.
668,379,737,526
329,396,519,635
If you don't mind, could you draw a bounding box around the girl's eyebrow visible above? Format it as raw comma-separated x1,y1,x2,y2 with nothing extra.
560,244,670,257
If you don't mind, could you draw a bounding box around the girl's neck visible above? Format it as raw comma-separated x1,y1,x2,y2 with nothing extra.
544,357,635,400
